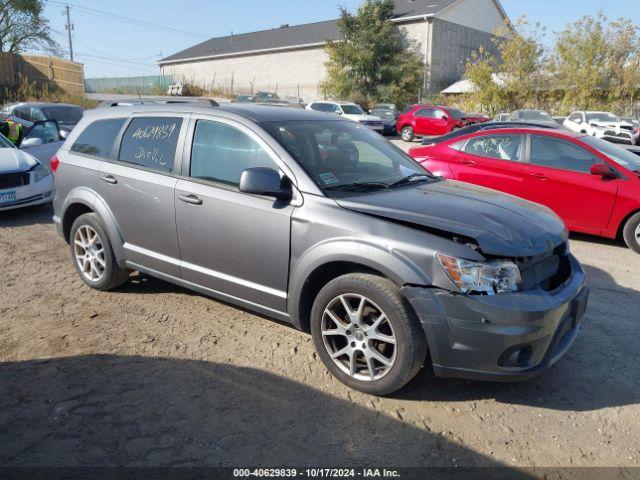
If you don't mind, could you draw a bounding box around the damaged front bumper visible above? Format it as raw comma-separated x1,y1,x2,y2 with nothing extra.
403,254,588,381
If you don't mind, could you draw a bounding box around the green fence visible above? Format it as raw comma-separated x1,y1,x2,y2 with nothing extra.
84,75,173,95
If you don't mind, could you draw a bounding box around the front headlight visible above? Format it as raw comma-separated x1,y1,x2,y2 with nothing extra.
437,253,521,295
31,162,51,182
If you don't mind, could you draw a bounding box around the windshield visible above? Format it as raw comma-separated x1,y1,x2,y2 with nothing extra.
586,112,621,123
341,105,365,115
447,108,467,119
372,110,395,120
42,106,83,125
516,110,553,121
261,120,431,195
0,132,15,148
582,136,640,171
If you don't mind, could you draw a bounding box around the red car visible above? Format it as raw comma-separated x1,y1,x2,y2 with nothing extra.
409,126,640,253
397,105,475,142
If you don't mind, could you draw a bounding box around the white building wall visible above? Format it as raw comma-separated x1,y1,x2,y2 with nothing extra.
164,46,329,101
163,19,428,103
438,0,506,34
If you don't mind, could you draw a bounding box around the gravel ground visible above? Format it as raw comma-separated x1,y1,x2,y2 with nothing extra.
1,198,639,468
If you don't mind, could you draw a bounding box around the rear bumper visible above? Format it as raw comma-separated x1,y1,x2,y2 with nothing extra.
403,254,588,381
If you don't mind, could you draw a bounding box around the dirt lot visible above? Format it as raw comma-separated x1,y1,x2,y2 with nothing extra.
1,203,639,469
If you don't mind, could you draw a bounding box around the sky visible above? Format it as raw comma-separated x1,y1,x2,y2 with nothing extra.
38,0,638,78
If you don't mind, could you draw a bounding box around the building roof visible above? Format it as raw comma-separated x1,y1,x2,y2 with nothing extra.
159,0,459,65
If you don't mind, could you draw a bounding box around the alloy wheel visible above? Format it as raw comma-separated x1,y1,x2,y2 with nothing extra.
636,223,640,246
321,294,397,382
73,225,106,282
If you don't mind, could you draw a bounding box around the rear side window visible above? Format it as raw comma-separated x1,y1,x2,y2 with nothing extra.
190,120,277,187
118,117,183,172
71,118,126,158
464,134,524,162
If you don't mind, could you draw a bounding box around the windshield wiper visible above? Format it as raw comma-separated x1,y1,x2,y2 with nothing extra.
388,173,433,188
324,181,390,192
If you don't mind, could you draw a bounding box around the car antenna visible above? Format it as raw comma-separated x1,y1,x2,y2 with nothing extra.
136,88,144,105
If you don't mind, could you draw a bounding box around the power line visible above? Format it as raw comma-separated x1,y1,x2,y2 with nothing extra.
49,1,209,38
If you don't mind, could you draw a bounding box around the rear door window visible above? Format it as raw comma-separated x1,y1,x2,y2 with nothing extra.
118,117,183,172
464,134,524,161
71,118,126,158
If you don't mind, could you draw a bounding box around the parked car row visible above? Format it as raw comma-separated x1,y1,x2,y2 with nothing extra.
494,109,640,146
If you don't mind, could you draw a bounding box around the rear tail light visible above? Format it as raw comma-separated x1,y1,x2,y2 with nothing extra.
50,155,60,174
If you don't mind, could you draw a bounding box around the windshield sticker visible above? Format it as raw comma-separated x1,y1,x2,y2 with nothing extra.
319,172,339,185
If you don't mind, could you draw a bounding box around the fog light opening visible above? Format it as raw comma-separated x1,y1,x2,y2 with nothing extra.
499,345,533,368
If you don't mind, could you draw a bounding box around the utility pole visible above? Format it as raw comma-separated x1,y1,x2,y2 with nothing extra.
65,5,74,62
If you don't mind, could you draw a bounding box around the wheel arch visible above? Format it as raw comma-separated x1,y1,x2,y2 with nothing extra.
288,241,431,332
60,187,126,265
616,207,640,239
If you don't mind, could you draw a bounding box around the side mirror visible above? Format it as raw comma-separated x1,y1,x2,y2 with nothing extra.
440,114,448,120
59,129,70,139
239,167,292,200
20,137,43,147
590,163,617,179
335,110,342,115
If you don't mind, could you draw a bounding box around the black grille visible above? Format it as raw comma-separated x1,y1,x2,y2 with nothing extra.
518,243,571,292
0,172,30,189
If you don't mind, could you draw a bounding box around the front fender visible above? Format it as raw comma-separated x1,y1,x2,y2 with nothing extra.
59,186,126,266
288,237,432,325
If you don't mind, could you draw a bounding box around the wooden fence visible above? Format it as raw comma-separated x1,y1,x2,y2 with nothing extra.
0,53,84,94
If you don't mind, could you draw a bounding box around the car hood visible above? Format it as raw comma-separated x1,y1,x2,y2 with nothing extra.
0,148,38,173
590,120,633,129
336,180,567,257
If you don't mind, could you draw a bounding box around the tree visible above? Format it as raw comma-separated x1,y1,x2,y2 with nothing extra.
320,0,424,108
553,12,640,112
460,17,548,115
0,0,58,54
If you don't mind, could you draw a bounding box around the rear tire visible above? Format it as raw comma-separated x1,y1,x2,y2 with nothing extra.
70,213,129,290
401,126,415,142
310,273,427,396
622,212,640,254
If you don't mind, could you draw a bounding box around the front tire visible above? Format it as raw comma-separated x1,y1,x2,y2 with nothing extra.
622,212,640,254
401,126,415,142
70,213,130,290
310,273,427,396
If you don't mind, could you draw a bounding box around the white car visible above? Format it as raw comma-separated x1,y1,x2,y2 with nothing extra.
306,101,384,132
0,133,54,211
564,111,635,145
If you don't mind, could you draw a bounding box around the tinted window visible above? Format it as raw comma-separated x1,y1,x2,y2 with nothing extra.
464,134,523,161
530,135,603,173
447,108,466,119
568,113,581,122
42,106,84,125
23,120,59,144
71,118,126,157
341,105,364,115
582,136,640,171
13,106,30,121
415,108,435,118
190,120,277,187
119,117,183,172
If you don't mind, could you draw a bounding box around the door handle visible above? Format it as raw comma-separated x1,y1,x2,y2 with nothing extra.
100,175,117,185
529,173,549,181
460,159,476,166
179,194,203,206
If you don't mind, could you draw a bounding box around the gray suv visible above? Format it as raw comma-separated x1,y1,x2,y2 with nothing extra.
53,104,589,395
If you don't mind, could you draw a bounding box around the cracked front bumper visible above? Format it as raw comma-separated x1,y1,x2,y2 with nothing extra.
403,254,588,381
